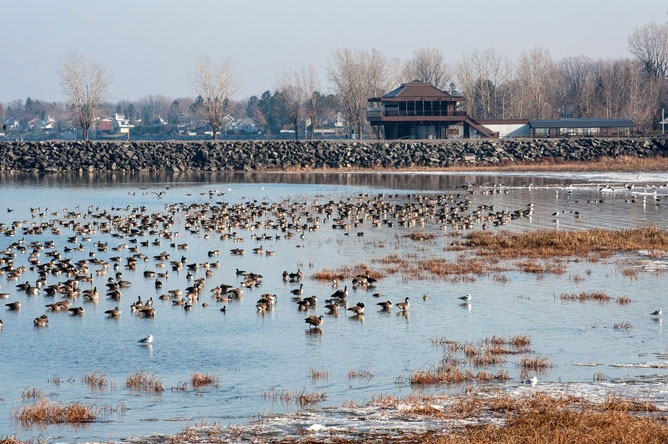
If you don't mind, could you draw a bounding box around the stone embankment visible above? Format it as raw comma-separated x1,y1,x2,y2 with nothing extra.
0,138,666,173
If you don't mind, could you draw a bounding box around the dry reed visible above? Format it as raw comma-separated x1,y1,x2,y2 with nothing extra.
125,371,164,393
190,373,219,388
81,370,107,390
559,291,611,303
348,369,374,380
21,387,45,401
13,398,96,425
309,367,330,381
613,322,633,330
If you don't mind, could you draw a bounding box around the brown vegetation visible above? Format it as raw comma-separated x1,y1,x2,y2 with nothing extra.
559,291,611,303
466,226,668,259
613,322,633,330
13,398,96,425
402,231,437,241
261,389,327,406
311,263,386,282
125,371,164,393
348,369,374,380
518,356,553,371
616,296,632,305
21,387,45,401
309,367,330,381
81,369,107,390
190,373,219,388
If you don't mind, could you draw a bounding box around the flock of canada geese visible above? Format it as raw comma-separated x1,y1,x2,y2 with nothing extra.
0,184,661,336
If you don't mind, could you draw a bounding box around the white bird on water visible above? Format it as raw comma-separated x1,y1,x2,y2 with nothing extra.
650,308,662,317
138,334,153,345
523,376,538,386
458,294,472,302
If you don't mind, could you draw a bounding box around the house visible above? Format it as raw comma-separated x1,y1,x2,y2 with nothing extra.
479,118,635,138
367,81,495,139
98,118,114,133
114,113,135,134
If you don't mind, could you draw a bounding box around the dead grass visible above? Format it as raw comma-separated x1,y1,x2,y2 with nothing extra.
309,367,330,381
311,263,387,282
190,373,219,388
559,291,611,303
402,231,437,241
466,226,668,259
622,268,639,280
616,295,632,305
261,389,327,406
81,370,107,390
0,436,47,444
613,322,633,330
125,371,164,393
13,398,96,425
21,387,45,401
348,369,374,380
518,356,553,371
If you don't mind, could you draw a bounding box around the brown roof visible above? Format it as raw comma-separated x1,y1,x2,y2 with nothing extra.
384,82,452,99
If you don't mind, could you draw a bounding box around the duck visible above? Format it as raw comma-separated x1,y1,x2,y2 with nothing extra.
396,297,410,311
105,307,121,318
347,302,365,315
305,314,323,329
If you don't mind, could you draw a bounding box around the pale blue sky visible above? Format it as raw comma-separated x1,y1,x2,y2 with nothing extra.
1,0,666,102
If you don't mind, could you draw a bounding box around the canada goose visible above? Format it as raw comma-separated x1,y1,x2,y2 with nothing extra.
377,301,393,310
105,307,121,317
33,314,48,327
331,286,348,299
0,293,9,299
290,283,304,296
68,306,85,316
396,297,410,311
305,314,323,329
325,302,339,314
0,319,3,329
348,302,365,315
45,303,61,312
5,301,20,311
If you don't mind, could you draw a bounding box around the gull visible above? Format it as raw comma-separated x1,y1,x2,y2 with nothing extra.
523,376,538,386
650,308,662,317
458,294,472,302
138,334,153,345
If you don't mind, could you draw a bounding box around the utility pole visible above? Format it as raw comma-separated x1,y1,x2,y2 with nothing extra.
663,108,665,136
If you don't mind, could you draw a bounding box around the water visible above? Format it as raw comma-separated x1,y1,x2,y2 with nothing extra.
0,171,667,442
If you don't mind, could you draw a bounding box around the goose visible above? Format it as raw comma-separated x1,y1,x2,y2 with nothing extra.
377,301,393,310
325,302,339,314
290,283,304,296
331,285,348,299
396,297,410,311
105,307,121,318
33,315,48,327
5,301,20,311
45,303,61,312
68,306,85,316
305,314,323,329
347,302,365,315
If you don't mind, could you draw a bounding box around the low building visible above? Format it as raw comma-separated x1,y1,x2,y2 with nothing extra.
528,119,635,137
367,81,495,139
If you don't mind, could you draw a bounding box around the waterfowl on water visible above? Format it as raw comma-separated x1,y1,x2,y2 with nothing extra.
347,302,365,315
651,308,662,317
68,306,85,316
305,314,323,329
331,286,348,299
34,314,48,327
5,301,20,311
396,297,410,311
458,294,472,302
105,307,121,317
138,334,153,344
377,301,392,310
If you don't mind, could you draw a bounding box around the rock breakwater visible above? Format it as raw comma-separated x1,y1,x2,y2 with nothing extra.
0,138,666,173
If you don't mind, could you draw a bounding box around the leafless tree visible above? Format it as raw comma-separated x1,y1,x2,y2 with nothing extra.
628,22,668,79
405,48,450,90
300,64,321,139
455,48,508,119
190,55,238,140
276,69,305,140
515,47,556,119
58,53,110,140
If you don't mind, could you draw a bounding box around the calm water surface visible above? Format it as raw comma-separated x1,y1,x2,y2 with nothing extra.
0,171,666,442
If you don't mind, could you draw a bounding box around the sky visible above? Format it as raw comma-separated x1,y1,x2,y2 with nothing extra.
1,0,667,103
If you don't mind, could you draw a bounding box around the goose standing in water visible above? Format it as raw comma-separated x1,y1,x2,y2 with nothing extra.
377,301,392,311
105,307,121,318
305,314,323,329
348,302,365,315
396,297,410,311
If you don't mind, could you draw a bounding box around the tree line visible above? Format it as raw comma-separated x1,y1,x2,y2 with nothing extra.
2,21,666,140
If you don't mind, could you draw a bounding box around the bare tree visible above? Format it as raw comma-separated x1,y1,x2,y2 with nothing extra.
58,53,110,140
628,22,668,79
516,47,556,119
405,48,450,89
301,64,321,139
276,69,305,140
455,48,508,119
191,55,238,140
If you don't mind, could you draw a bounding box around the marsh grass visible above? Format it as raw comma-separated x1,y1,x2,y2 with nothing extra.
309,367,330,381
402,231,437,241
466,226,668,259
21,387,45,401
13,398,96,425
125,371,164,393
311,263,386,282
613,322,633,330
518,356,553,371
261,389,327,406
191,373,219,388
81,370,107,390
616,295,632,305
559,291,611,303
348,369,374,380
